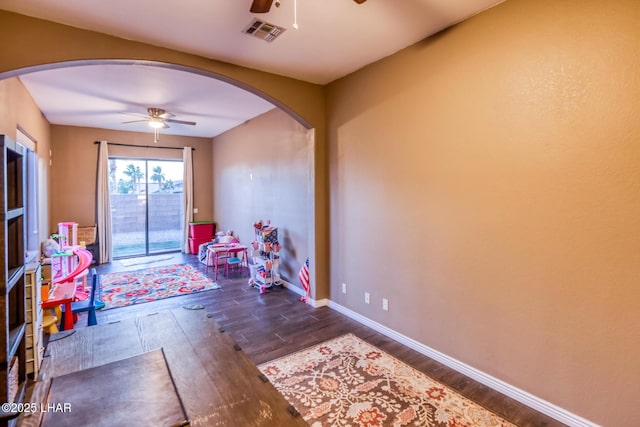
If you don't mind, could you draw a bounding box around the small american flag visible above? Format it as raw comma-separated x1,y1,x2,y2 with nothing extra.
298,257,310,302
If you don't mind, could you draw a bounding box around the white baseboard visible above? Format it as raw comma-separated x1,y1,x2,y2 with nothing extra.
281,279,301,295
327,301,598,427
280,280,329,307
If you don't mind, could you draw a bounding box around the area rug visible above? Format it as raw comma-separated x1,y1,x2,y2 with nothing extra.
258,334,515,427
100,264,221,310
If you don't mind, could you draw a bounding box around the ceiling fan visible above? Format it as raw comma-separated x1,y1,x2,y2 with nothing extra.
122,107,197,128
121,107,196,143
250,0,366,13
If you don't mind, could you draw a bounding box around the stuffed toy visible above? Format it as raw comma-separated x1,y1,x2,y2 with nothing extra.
213,229,239,244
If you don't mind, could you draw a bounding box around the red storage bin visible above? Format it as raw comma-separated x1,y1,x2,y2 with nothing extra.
189,222,215,239
189,237,210,254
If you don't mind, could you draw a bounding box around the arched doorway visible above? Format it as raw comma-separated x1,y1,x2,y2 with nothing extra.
1,59,321,303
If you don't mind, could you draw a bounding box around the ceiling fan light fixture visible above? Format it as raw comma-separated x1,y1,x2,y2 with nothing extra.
148,118,164,129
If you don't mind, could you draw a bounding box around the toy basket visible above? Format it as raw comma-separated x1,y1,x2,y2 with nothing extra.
77,225,97,245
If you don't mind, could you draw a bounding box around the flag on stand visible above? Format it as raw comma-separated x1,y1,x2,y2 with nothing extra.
298,257,310,302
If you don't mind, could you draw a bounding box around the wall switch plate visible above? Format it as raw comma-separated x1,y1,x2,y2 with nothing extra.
364,292,370,304
342,283,347,294
193,208,199,213
382,298,389,311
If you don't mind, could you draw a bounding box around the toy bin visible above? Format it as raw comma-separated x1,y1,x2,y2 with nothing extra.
189,237,210,254
189,221,216,239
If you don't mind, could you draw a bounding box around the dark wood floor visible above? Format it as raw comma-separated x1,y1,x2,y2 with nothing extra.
38,253,564,426
23,308,307,427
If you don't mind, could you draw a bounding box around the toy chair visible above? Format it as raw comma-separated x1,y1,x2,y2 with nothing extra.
42,313,59,334
226,256,243,277
226,246,247,276
68,268,100,326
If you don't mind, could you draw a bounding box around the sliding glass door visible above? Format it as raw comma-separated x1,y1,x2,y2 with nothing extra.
109,158,184,258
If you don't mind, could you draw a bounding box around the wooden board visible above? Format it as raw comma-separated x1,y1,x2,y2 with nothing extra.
41,348,188,427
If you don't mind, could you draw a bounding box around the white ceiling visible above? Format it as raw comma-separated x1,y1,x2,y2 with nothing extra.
18,64,277,139
0,0,503,139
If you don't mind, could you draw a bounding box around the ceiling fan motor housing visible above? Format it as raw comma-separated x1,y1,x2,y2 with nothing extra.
148,107,168,118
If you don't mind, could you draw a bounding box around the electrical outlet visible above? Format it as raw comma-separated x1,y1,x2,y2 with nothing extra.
382,298,389,311
364,292,370,304
193,207,199,214
342,283,347,294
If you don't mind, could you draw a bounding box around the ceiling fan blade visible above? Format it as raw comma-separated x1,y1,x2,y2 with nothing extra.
250,0,274,13
353,0,367,3
166,118,197,126
121,119,149,124
120,112,152,119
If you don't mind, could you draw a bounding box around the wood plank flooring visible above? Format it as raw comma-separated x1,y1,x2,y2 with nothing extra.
23,253,565,426
21,309,307,427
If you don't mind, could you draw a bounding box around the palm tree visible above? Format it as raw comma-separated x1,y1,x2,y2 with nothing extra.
123,163,144,193
162,179,175,192
150,165,166,193
151,165,165,184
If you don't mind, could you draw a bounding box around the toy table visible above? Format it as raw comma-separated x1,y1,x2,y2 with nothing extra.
205,244,248,280
42,281,77,331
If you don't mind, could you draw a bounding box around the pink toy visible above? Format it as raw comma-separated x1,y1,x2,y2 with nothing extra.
58,221,78,247
52,222,79,284
57,248,93,284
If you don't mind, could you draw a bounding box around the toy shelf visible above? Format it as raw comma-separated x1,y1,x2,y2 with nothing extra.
248,224,283,293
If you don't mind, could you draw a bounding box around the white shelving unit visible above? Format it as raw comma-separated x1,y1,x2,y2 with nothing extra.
249,225,282,292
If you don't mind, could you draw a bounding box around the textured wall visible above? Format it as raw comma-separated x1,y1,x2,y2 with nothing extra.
327,0,639,425
212,108,312,290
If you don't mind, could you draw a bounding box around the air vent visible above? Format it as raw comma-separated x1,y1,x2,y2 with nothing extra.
243,18,286,42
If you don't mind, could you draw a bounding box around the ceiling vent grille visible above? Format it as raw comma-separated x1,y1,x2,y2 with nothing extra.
242,18,286,42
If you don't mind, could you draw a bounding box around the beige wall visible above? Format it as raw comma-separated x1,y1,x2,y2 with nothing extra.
212,108,312,290
49,125,213,235
0,77,51,243
327,0,639,425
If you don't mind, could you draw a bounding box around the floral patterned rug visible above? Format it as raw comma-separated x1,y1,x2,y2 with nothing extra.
258,334,515,427
100,264,221,310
